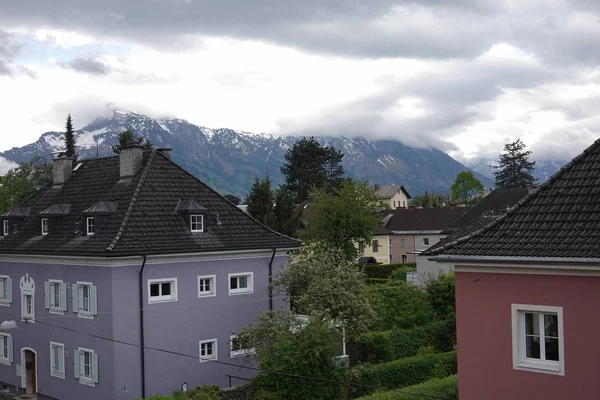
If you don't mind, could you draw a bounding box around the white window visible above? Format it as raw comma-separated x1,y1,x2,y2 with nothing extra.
21,293,34,322
228,273,253,295
73,282,98,318
0,334,12,365
190,214,204,232
74,347,98,386
512,304,564,375
45,280,67,313
198,275,216,298
50,342,65,378
2,220,8,236
86,217,95,235
0,276,12,305
423,237,430,246
41,218,49,236
229,335,255,358
148,278,178,303
199,339,218,362
400,238,407,247
372,239,380,253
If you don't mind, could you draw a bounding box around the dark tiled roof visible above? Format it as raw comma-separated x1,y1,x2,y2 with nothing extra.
436,138,600,259
0,151,300,256
376,184,411,199
385,207,470,232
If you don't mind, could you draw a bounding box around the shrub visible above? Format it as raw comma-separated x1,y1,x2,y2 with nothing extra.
348,352,457,398
364,263,416,280
355,375,458,400
138,385,223,400
424,272,455,320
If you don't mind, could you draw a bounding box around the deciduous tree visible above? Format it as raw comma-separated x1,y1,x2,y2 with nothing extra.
0,157,52,213
494,139,536,188
451,171,484,205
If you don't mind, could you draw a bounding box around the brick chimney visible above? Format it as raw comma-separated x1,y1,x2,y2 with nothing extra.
120,145,144,180
52,154,73,188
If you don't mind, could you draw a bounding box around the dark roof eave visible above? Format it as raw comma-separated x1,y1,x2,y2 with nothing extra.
428,254,600,266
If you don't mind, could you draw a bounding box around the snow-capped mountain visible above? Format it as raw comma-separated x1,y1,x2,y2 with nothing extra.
469,158,567,184
1,110,493,196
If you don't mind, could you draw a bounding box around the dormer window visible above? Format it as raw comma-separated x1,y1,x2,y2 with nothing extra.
2,221,8,236
190,215,204,233
86,218,95,236
41,219,49,236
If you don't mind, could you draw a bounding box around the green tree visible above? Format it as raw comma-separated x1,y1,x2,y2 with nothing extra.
281,137,345,203
246,176,274,227
450,171,484,205
0,157,52,213
64,114,77,161
424,272,456,320
111,130,154,154
273,247,377,337
305,180,380,260
494,139,536,188
273,186,299,237
235,311,346,400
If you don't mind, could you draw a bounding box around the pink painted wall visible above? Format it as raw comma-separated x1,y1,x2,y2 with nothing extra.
456,271,600,400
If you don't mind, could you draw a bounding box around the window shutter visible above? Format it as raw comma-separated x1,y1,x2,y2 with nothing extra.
90,286,98,315
92,353,99,383
44,281,50,309
73,350,80,378
5,278,11,303
72,284,79,313
7,337,12,363
60,283,67,312
58,346,64,374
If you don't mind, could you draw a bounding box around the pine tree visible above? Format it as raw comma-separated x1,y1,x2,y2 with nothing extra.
494,139,536,188
273,186,299,237
64,114,77,161
111,130,153,154
246,176,274,227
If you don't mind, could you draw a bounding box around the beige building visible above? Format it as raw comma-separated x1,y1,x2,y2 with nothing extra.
375,184,411,209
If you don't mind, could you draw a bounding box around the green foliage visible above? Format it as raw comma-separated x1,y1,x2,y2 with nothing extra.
451,171,484,205
0,157,52,213
305,180,381,260
137,385,223,400
494,138,536,188
235,310,346,400
273,247,378,338
223,194,242,205
348,351,457,398
64,114,77,161
281,137,345,203
112,130,153,154
355,375,458,400
424,272,456,320
411,192,449,208
364,263,416,280
273,186,299,237
246,176,275,227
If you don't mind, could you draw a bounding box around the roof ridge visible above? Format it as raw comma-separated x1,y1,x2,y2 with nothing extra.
106,150,157,252
427,138,600,256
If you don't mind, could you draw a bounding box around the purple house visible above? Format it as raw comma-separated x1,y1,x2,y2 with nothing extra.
0,147,300,399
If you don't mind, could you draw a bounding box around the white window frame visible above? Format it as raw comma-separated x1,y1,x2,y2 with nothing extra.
48,279,64,313
86,217,95,236
423,237,430,246
41,218,49,236
50,341,65,379
190,214,204,233
21,293,34,322
0,333,11,365
2,220,8,236
229,335,255,358
228,272,253,296
0,275,10,305
148,278,178,303
76,281,95,318
198,275,216,298
511,304,564,376
199,339,218,363
77,347,96,386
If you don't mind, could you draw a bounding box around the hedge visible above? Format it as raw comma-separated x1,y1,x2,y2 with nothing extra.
364,263,416,280
355,375,458,400
348,351,457,398
353,318,455,364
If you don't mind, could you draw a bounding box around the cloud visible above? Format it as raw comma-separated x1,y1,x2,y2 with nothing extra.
59,57,111,75
0,29,35,77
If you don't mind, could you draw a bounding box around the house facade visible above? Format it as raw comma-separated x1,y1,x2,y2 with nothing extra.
375,184,411,209
428,139,600,399
357,231,391,264
0,147,300,399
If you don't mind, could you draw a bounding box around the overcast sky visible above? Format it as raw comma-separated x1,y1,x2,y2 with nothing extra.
1,0,600,164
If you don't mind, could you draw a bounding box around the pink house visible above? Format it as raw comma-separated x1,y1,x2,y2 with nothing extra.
428,139,600,400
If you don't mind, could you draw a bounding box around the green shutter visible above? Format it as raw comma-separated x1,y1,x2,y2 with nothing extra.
5,278,11,303
73,350,80,378
44,281,50,309
90,286,98,315
72,284,79,312
7,336,12,363
60,283,67,312
58,346,64,374
91,353,99,383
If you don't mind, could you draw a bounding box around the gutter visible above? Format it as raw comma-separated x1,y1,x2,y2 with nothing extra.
428,254,600,266
138,255,148,399
268,248,277,311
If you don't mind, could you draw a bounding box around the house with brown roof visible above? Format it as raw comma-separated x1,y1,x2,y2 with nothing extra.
375,184,411,209
426,138,600,400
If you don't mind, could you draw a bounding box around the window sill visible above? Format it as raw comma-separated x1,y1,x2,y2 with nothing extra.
0,358,11,366
77,312,94,320
0,301,10,307
51,371,65,379
148,296,177,304
229,289,253,296
79,378,96,387
198,292,216,298
49,308,64,315
199,356,217,363
515,360,563,375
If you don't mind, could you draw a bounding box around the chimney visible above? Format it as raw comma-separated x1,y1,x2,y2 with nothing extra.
52,154,73,188
157,148,172,160
120,145,144,180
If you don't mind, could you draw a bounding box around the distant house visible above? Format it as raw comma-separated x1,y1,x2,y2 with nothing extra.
0,147,300,399
427,139,600,399
375,184,411,209
356,215,394,264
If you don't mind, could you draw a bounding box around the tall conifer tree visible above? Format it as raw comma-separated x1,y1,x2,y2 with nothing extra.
64,114,77,161
494,139,536,188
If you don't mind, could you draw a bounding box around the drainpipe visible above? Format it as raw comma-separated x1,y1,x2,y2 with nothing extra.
138,255,148,399
268,248,277,311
